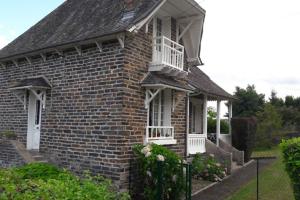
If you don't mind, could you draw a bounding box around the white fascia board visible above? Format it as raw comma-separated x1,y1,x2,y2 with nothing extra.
143,83,193,93
128,0,167,32
185,0,206,15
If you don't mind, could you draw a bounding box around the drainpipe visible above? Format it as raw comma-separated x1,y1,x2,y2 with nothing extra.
186,94,190,157
216,99,221,146
202,95,208,137
228,101,233,145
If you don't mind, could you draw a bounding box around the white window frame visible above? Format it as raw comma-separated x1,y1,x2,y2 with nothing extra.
146,89,176,145
190,103,196,133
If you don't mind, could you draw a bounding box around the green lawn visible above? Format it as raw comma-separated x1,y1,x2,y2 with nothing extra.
227,147,295,200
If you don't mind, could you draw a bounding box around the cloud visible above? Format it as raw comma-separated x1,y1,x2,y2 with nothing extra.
263,77,300,86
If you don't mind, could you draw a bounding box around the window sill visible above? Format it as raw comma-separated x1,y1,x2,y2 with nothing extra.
146,139,177,145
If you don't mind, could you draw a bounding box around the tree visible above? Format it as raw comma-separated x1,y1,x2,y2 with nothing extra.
256,103,282,149
269,90,284,107
232,85,265,117
207,107,229,134
285,96,295,107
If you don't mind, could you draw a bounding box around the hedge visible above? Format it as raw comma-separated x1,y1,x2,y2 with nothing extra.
231,117,257,162
280,137,300,200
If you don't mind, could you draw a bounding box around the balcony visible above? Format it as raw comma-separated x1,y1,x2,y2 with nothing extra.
150,36,186,77
145,126,177,145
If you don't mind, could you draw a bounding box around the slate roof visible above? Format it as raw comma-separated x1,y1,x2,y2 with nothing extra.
188,66,234,100
141,72,193,92
0,0,162,59
10,77,52,90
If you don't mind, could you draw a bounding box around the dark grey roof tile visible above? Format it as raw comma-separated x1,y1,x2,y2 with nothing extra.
0,0,162,59
188,66,234,99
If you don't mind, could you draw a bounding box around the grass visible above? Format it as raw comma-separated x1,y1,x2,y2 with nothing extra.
227,147,295,200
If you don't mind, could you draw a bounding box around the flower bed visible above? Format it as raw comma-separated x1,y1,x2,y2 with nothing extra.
0,163,130,200
192,153,227,182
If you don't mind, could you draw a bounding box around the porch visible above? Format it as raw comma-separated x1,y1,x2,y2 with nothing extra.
187,95,233,155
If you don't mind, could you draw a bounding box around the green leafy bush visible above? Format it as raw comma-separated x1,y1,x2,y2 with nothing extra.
16,163,62,180
280,137,300,200
192,153,226,182
0,163,130,200
133,144,185,200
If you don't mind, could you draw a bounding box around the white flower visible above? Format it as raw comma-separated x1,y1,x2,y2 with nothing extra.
216,163,221,167
146,171,152,177
141,146,151,155
209,154,215,158
145,152,152,158
182,160,187,164
145,144,152,150
157,155,165,162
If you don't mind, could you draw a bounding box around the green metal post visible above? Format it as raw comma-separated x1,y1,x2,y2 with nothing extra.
189,164,192,200
157,161,163,200
185,164,188,200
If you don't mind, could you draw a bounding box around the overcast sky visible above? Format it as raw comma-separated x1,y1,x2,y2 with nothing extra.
1,0,300,100
198,0,300,99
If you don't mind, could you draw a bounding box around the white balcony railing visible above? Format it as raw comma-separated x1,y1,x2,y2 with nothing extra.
145,126,176,145
188,134,206,154
153,36,184,71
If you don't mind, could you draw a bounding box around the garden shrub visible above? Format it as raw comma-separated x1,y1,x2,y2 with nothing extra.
16,163,62,180
191,153,226,182
231,117,257,162
255,103,282,149
280,137,300,200
0,163,130,200
133,144,185,200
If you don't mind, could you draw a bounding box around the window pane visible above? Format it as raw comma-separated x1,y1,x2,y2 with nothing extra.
35,100,41,125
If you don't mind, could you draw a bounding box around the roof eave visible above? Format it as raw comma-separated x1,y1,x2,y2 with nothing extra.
0,31,126,62
142,83,194,93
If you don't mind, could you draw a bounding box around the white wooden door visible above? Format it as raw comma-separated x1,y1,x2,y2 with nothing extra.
27,91,42,150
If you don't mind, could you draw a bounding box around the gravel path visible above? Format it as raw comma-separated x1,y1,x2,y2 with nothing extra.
192,158,276,200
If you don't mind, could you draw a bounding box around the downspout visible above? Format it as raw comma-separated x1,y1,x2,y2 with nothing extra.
186,94,190,157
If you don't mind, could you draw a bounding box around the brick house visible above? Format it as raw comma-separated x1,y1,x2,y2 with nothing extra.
0,0,241,189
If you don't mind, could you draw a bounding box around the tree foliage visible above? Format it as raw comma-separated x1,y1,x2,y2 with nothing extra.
256,103,282,149
207,107,229,134
232,85,265,117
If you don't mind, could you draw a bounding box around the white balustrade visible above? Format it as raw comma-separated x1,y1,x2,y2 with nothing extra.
153,36,184,71
188,134,206,154
145,126,176,145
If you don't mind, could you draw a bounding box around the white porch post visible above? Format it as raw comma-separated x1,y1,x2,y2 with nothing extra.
202,95,208,137
228,101,233,135
216,100,221,146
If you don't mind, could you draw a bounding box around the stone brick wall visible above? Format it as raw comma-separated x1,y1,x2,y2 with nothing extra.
0,139,25,168
0,18,189,190
0,41,128,186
